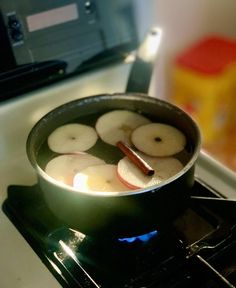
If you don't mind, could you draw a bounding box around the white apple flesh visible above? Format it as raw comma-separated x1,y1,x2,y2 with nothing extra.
95,110,150,146
117,153,184,189
47,123,98,153
45,153,105,186
73,164,130,192
131,123,186,157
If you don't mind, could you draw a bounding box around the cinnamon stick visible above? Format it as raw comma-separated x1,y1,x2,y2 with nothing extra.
116,141,155,176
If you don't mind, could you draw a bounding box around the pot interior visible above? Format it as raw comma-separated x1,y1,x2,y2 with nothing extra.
27,93,201,193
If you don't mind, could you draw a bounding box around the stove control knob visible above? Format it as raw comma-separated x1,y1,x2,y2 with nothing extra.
10,29,23,41
7,15,24,42
85,1,95,14
8,17,21,30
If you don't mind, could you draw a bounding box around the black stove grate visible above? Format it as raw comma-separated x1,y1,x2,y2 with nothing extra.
2,180,236,288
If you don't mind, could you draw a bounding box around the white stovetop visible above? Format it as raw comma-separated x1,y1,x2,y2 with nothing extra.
0,63,133,288
0,61,235,288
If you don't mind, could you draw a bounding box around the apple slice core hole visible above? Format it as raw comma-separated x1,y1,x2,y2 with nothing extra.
155,136,162,142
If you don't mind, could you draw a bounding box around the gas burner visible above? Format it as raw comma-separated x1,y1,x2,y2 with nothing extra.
118,230,159,243
2,180,236,288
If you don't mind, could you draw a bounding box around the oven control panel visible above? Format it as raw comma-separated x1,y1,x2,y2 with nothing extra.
0,0,137,75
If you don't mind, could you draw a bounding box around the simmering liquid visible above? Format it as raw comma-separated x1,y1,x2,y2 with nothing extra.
37,110,193,183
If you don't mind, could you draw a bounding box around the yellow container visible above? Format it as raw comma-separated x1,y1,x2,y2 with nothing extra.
172,36,236,145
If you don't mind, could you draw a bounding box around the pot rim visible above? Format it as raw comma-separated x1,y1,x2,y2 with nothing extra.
27,93,202,197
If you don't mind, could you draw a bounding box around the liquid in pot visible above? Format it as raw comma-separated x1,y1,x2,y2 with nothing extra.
36,110,193,192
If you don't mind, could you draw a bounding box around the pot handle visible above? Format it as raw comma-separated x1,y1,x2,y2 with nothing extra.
126,27,162,94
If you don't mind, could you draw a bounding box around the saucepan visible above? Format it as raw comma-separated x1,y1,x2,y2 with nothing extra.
26,28,201,238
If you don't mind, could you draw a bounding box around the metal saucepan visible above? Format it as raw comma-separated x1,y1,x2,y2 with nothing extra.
26,28,201,238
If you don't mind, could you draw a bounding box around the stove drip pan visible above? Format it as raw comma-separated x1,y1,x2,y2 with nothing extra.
2,180,236,288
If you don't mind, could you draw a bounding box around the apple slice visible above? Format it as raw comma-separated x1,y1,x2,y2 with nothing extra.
95,110,150,146
73,164,130,192
117,153,184,189
48,123,98,153
45,153,105,186
131,123,186,157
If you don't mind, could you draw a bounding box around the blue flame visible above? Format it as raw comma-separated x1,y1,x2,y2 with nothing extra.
118,230,159,243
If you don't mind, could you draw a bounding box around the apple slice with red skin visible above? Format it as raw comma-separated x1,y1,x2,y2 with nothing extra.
117,153,184,189
48,123,98,153
45,153,105,186
95,110,151,146
73,164,130,192
131,123,186,157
